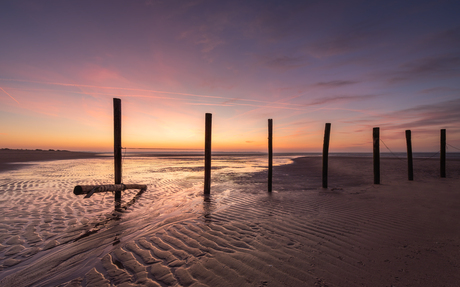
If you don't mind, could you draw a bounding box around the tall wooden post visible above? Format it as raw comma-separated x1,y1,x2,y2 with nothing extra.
405,130,413,181
322,123,331,188
268,119,273,192
441,129,446,178
114,98,122,201
373,127,380,184
204,113,212,194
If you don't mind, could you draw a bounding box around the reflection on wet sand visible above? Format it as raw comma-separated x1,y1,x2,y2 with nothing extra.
0,154,297,285
73,187,147,243
202,194,214,224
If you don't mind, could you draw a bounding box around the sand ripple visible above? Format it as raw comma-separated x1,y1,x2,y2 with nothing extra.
1,157,460,286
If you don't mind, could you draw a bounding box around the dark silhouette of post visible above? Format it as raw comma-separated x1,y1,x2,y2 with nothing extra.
114,98,122,201
405,130,413,181
441,129,446,178
322,123,331,188
373,127,380,184
204,113,212,194
268,119,273,192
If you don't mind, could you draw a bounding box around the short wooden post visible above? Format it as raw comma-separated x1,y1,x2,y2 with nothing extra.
373,127,380,184
268,119,273,192
114,98,122,200
322,123,331,188
405,130,413,181
204,113,212,194
441,129,446,178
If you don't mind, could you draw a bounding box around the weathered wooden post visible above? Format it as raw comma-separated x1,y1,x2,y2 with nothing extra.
405,130,413,181
114,98,122,201
322,123,331,188
73,98,147,203
268,119,273,193
373,127,380,184
204,113,212,194
441,129,446,178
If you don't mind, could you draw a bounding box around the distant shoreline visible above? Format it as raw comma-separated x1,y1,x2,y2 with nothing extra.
0,149,105,173
1,148,459,173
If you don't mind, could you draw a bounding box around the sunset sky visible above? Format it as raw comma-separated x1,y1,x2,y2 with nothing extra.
1,0,459,152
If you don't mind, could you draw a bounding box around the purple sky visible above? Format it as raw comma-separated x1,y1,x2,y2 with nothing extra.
1,0,459,152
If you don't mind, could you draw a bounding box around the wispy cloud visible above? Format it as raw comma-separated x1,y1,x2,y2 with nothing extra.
418,87,459,94
306,11,388,58
383,98,460,130
0,78,309,110
420,26,460,50
307,94,377,106
388,55,460,83
347,98,460,133
311,80,358,88
260,55,308,71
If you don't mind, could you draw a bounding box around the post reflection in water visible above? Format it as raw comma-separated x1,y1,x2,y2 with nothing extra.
74,188,147,244
203,194,214,225
115,195,122,213
114,187,147,213
110,188,147,245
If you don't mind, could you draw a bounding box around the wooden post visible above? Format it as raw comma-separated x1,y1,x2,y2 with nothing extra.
405,130,413,181
268,119,273,192
204,113,212,194
373,127,380,184
114,98,122,201
322,123,331,188
441,129,446,178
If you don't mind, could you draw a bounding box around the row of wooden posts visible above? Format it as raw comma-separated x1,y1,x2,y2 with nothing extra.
74,98,450,201
370,127,447,185
207,117,449,193
315,124,447,188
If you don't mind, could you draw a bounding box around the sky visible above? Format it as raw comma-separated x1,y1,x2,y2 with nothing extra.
1,0,459,153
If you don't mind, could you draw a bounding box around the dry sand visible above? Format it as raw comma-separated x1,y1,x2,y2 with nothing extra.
0,152,459,286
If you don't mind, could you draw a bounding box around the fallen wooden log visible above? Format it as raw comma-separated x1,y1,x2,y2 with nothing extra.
74,184,147,198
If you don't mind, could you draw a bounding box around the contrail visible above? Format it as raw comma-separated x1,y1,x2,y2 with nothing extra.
0,78,300,107
0,87,20,104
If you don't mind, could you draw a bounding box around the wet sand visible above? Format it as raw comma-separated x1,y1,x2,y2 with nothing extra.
0,153,459,286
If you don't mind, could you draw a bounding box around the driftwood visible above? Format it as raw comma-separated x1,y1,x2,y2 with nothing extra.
74,184,147,198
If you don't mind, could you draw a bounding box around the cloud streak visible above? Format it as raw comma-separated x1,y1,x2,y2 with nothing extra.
260,55,308,71
384,98,460,130
389,55,460,83
307,94,377,106
0,86,20,104
311,80,358,88
0,78,305,108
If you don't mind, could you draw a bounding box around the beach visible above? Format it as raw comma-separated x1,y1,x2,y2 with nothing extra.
0,151,459,286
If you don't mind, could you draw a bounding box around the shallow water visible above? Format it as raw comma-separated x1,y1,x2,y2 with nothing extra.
0,155,295,277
